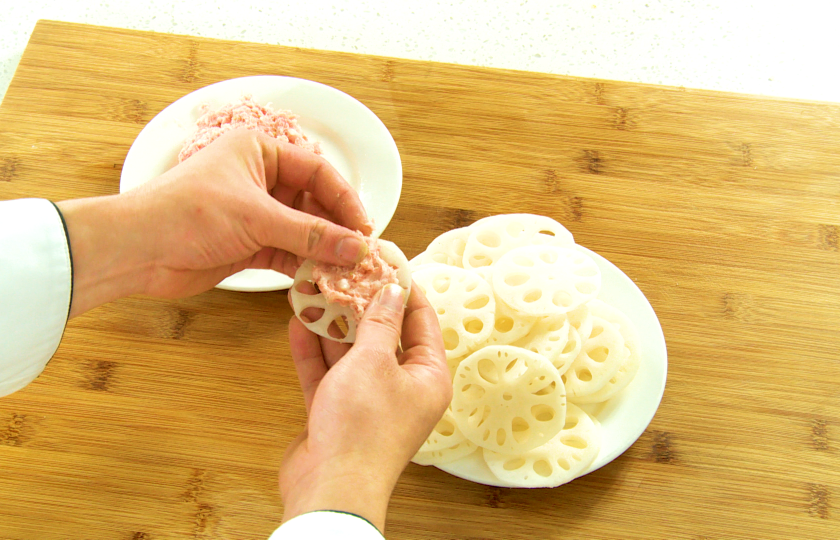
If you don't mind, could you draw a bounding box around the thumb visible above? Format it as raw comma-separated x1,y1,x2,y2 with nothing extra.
257,197,369,266
352,284,407,359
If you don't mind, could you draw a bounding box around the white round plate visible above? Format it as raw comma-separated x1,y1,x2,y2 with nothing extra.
120,75,402,292
435,245,668,487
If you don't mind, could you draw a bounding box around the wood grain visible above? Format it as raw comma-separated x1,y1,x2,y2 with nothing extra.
1,20,839,540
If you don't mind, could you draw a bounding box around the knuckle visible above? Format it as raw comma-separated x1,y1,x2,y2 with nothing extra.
305,161,326,192
305,219,329,252
361,312,402,338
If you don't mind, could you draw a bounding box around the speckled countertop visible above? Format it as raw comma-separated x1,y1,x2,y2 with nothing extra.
1,0,838,104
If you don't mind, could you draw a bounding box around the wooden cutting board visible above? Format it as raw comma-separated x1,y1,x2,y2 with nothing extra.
1,20,838,540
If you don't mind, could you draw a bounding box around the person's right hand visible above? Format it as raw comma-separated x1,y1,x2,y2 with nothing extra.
57,128,372,317
280,284,452,532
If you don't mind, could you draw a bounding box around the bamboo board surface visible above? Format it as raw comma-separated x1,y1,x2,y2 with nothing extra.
1,20,839,540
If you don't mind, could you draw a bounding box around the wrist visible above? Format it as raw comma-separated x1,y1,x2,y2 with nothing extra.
57,195,154,317
281,464,397,533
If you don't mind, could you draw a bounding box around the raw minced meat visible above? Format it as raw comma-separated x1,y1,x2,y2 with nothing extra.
312,236,400,321
178,95,322,162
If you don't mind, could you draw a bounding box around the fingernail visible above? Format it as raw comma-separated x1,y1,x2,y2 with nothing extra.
336,236,368,265
377,283,405,312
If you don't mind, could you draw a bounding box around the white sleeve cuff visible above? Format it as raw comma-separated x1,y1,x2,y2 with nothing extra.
268,511,384,540
0,198,72,397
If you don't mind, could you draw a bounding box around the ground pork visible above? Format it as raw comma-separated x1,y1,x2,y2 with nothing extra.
312,236,400,321
178,95,322,162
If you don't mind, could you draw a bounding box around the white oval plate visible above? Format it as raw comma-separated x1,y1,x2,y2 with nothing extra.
120,75,402,292
434,245,668,487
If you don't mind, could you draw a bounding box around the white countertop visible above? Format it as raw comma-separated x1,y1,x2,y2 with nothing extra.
1,0,838,105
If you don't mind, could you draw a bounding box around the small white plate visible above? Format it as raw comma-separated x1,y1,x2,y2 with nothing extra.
435,245,668,487
120,75,402,292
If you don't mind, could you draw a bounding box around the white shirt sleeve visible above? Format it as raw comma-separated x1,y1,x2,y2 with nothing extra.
268,511,384,539
0,198,73,397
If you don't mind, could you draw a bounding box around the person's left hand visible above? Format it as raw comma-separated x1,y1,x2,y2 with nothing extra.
58,129,372,316
279,284,451,532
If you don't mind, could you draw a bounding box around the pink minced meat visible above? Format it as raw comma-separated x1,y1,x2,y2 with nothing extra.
178,95,322,162
313,237,400,322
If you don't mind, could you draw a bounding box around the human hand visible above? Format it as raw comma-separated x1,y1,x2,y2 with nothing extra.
57,128,372,317
280,284,452,532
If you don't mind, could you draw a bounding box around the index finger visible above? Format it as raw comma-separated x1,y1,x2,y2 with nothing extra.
288,317,329,414
260,136,372,235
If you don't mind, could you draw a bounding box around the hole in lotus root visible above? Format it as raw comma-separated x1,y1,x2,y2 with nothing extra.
465,281,477,293
577,368,593,382
502,392,513,401
464,295,490,310
557,457,571,471
533,460,553,477
437,307,446,315
505,359,519,372
477,358,500,384
562,337,577,354
495,316,514,333
483,429,490,441
531,404,555,422
552,290,573,308
477,231,502,248
435,418,456,437
539,229,556,236
539,250,558,264
513,255,535,267
327,315,349,339
463,318,484,334
300,306,326,324
504,457,526,470
589,346,610,363
564,414,580,430
561,435,588,449
533,381,556,396
432,276,451,294
511,417,530,443
496,429,507,446
504,273,530,287
576,282,597,295
590,325,604,338
461,384,486,401
294,280,320,295
561,374,568,385
523,290,542,303
469,254,491,267
478,406,492,426
442,328,460,350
